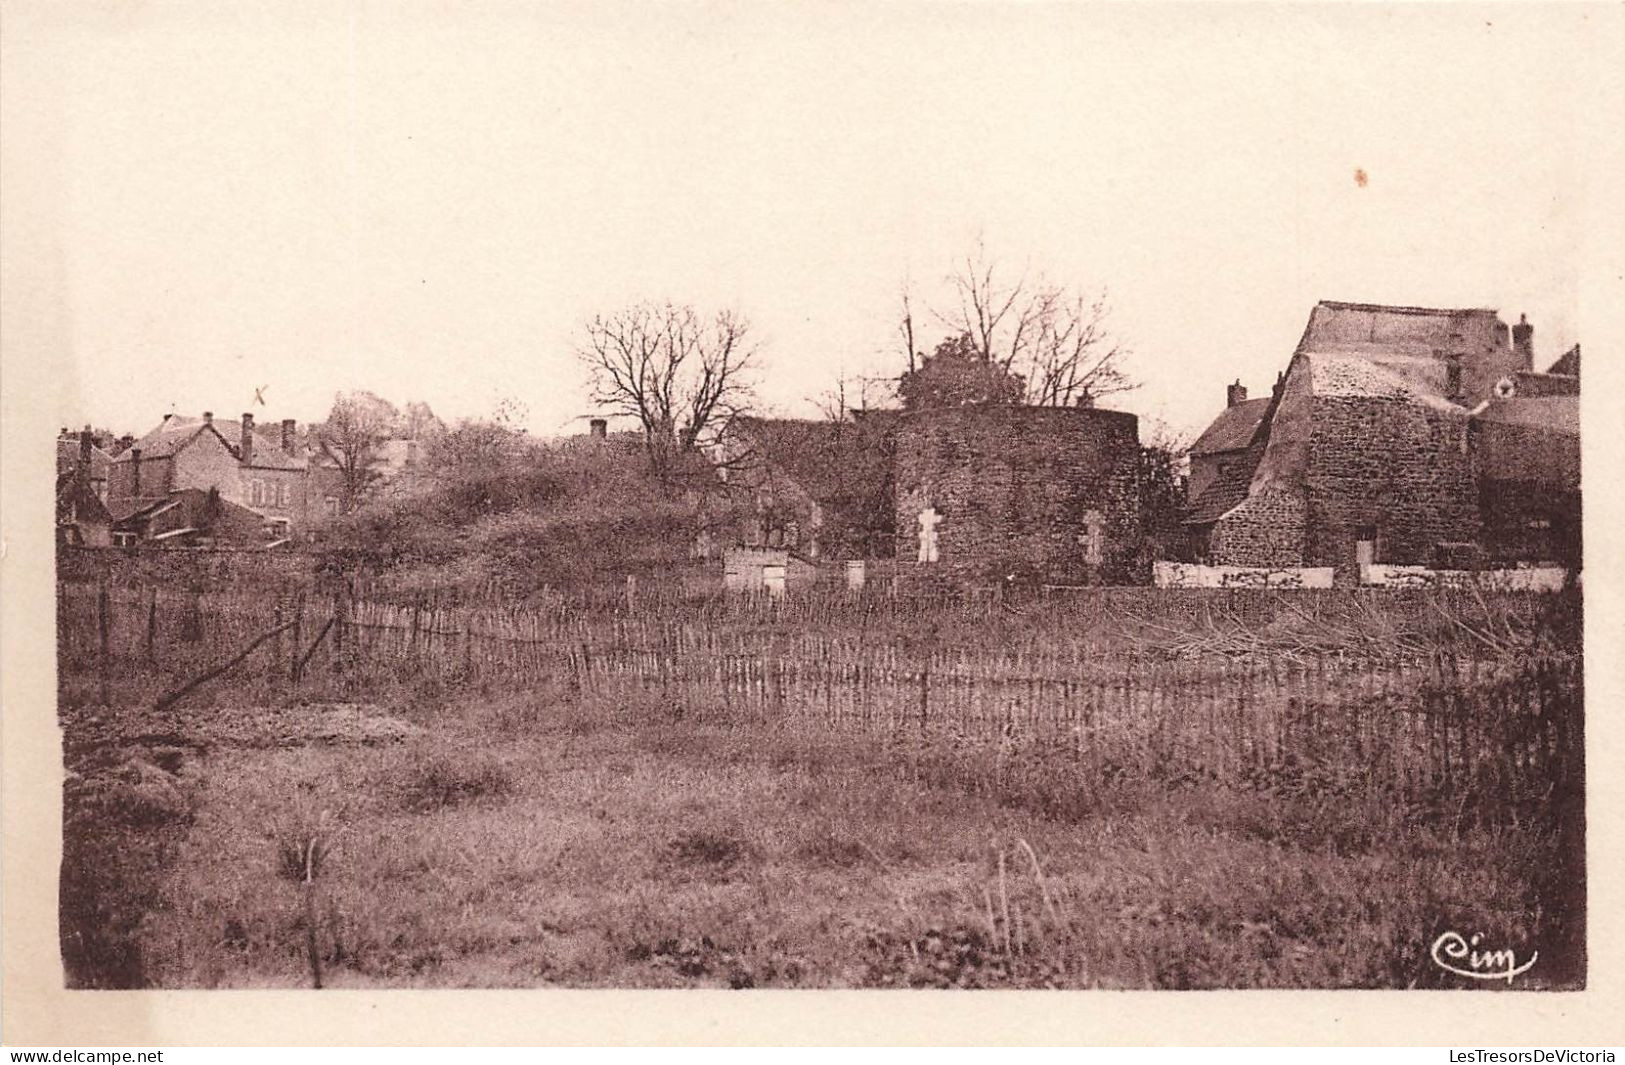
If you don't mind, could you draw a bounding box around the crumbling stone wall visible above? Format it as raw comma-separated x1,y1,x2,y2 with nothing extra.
892,406,1142,584
1303,395,1479,579
1206,486,1306,566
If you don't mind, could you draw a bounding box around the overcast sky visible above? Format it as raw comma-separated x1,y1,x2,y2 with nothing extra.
3,2,1614,443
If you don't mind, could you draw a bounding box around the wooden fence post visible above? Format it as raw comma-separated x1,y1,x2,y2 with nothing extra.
332,587,346,674
918,651,931,731
463,614,474,680
97,577,111,707
273,601,285,679
291,593,305,683
145,586,158,665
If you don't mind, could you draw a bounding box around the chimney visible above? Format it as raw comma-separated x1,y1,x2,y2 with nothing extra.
1226,380,1248,408
281,418,297,454
203,411,213,424
589,418,607,438
240,413,254,468
131,448,142,499
78,426,92,474
1272,370,1286,399
1512,313,1534,369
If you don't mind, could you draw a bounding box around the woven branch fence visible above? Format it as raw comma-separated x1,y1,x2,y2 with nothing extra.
58,580,1582,814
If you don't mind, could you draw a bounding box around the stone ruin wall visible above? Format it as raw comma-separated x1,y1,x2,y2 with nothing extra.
892,406,1143,585
1303,395,1479,580
1207,487,1307,568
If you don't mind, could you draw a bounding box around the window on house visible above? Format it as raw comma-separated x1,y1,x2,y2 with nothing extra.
325,497,340,516
1446,362,1463,397
113,531,137,547
277,482,290,507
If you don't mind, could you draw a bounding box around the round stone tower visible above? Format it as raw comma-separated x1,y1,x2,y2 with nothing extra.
891,404,1143,585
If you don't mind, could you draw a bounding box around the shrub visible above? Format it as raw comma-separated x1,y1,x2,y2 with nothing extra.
667,829,750,869
399,745,517,813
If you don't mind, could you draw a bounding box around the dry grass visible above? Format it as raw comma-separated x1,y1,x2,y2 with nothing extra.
61,689,1578,991
398,745,517,814
57,585,1583,990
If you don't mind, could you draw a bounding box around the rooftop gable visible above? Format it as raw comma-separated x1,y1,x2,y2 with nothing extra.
1190,397,1271,456
113,414,306,470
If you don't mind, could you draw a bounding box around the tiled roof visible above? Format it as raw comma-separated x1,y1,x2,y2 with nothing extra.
56,473,112,525
1509,371,1579,399
1472,396,1578,435
56,438,112,479
112,415,306,470
1190,398,1270,456
731,416,893,510
1183,454,1258,525
112,416,211,460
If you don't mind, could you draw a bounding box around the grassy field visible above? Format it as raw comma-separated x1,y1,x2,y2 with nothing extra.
57,582,1583,989
64,678,1582,990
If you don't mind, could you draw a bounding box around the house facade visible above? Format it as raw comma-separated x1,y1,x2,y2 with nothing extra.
106,412,316,542
1184,302,1580,582
1187,383,1270,507
56,428,113,502
1471,358,1580,565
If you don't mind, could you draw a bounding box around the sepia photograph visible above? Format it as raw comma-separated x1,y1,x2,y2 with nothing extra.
3,0,1622,1047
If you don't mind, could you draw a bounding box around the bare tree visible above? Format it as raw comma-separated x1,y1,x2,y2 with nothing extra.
812,371,891,423
577,301,759,477
903,240,1134,407
317,391,400,512
898,280,921,376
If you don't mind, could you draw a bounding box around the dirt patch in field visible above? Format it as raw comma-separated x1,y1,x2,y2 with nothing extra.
65,702,422,757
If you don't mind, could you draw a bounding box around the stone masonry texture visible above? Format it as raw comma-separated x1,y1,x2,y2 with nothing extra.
892,405,1142,585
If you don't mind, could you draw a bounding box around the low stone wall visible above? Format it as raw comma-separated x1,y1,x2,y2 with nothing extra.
56,544,323,591
1360,564,1572,592
1152,561,1335,589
